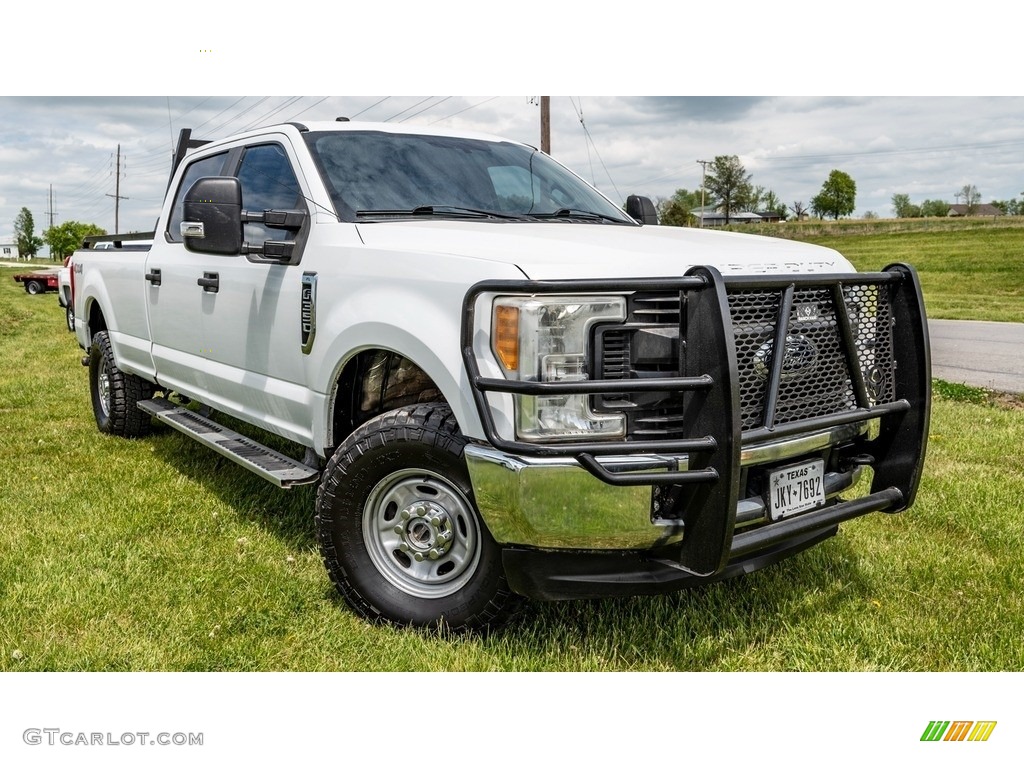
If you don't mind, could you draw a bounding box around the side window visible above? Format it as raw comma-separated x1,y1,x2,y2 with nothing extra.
236,144,303,242
167,152,229,242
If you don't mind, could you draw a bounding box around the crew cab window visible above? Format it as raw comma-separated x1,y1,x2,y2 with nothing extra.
167,152,229,242
236,144,304,242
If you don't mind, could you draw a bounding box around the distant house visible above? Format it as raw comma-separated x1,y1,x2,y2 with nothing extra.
0,241,20,260
754,210,785,224
947,204,1004,217
690,206,781,227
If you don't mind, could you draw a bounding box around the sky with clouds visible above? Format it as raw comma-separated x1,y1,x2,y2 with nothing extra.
3,4,1022,249
3,95,1023,247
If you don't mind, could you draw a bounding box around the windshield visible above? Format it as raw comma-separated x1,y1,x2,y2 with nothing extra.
305,130,634,224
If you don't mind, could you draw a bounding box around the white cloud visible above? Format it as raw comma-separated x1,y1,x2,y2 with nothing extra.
3,96,1024,243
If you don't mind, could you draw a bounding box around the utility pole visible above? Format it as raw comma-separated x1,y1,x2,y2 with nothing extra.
47,185,56,229
540,96,551,155
106,144,129,233
697,159,712,228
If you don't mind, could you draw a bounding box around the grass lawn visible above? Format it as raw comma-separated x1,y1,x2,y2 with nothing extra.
1,250,1023,671
752,218,1024,323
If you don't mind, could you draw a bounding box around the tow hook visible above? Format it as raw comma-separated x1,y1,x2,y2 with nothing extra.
81,355,90,367
842,453,875,469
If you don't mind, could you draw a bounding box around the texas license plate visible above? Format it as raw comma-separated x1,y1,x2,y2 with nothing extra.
767,460,825,521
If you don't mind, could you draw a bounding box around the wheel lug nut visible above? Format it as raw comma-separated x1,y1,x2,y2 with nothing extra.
400,509,411,521
428,548,440,560
413,552,425,562
393,525,404,535
399,542,409,552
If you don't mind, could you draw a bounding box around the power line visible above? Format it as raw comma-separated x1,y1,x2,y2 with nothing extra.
190,96,252,135
207,97,272,135
428,96,498,125
400,97,452,123
237,96,305,132
570,97,595,185
568,97,621,202
60,155,114,196
383,97,434,123
286,95,334,120
350,96,392,120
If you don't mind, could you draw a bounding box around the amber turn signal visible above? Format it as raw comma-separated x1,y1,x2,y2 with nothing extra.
493,305,520,371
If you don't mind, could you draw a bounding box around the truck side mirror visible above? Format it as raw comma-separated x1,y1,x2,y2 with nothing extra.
625,195,659,225
182,177,243,255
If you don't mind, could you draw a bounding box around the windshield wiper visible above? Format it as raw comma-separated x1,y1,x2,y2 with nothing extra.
416,205,531,220
356,206,528,221
533,208,633,224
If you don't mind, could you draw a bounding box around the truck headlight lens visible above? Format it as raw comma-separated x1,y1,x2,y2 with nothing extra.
492,296,626,441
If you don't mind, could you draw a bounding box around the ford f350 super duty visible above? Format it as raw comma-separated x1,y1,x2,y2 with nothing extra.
71,121,930,630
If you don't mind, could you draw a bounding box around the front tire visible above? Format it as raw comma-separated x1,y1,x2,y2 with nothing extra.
88,330,153,437
316,404,517,631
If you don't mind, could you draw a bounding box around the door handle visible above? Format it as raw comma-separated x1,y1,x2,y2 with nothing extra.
145,269,162,286
197,272,220,293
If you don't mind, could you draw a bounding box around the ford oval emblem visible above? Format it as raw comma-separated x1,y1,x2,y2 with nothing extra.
753,335,819,382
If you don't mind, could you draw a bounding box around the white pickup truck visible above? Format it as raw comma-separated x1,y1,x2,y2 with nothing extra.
71,120,931,631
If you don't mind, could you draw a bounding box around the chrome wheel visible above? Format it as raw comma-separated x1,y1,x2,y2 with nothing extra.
362,468,481,599
96,355,111,417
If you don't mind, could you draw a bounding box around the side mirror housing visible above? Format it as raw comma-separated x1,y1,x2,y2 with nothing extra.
182,177,243,255
625,194,659,225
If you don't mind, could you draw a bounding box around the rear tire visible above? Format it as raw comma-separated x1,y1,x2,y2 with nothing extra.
88,330,153,437
25,280,42,295
65,303,75,333
316,403,518,632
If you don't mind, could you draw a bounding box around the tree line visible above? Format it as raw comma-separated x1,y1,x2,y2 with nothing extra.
12,207,105,261
891,184,1024,218
655,155,856,227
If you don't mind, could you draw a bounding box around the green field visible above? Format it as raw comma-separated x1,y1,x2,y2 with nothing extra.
746,217,1024,323
1,227,1023,670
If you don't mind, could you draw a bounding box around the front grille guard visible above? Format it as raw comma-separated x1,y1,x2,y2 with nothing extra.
461,264,931,575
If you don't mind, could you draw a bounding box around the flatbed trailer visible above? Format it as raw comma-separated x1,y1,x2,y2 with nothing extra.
13,270,59,295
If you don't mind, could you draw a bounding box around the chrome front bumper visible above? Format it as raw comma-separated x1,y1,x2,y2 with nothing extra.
465,422,869,550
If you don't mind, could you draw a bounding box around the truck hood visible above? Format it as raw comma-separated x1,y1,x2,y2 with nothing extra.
354,221,854,280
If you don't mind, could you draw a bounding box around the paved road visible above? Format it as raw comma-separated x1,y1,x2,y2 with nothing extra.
929,319,1024,394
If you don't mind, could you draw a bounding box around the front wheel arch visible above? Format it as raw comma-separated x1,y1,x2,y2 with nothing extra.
329,349,446,451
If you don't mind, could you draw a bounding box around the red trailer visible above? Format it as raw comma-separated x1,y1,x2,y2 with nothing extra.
13,270,59,295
